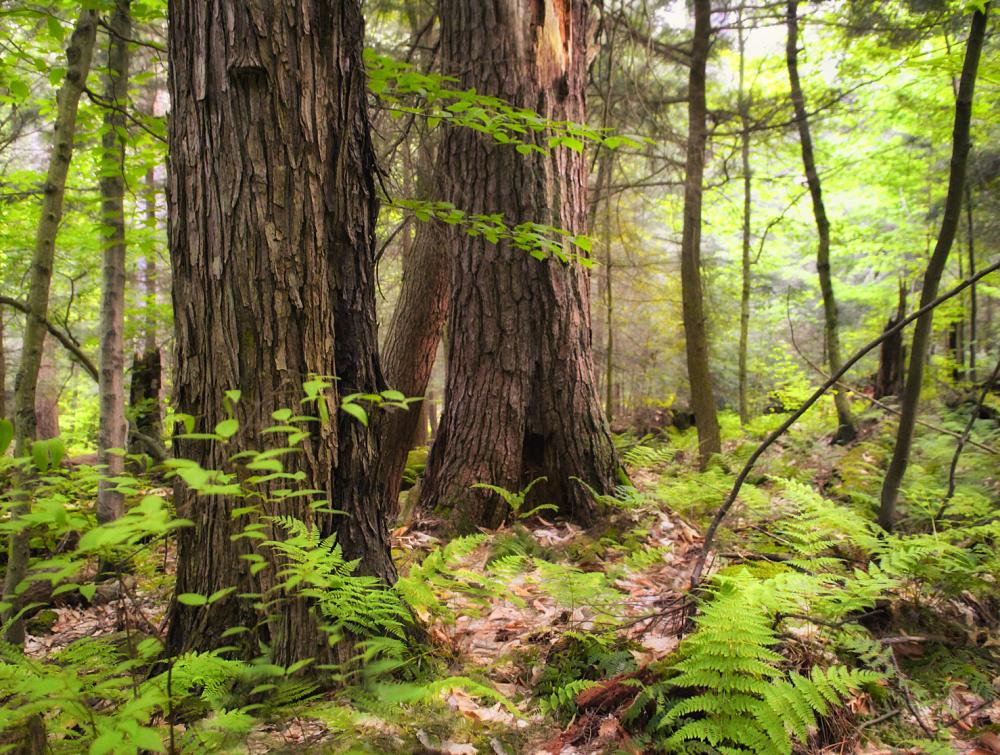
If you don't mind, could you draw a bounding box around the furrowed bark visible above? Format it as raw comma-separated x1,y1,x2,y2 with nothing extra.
786,0,856,443
1,9,99,645
680,0,721,467
419,0,621,532
879,3,989,531
167,0,392,664
97,0,131,526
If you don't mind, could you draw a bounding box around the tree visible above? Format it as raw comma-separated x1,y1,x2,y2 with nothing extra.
737,9,753,427
97,0,131,526
418,0,621,532
680,0,721,467
786,0,857,444
879,3,990,531
1,8,99,645
166,0,393,663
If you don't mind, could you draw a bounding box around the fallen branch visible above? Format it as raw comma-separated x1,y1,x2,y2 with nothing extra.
786,298,997,456
0,295,98,381
689,260,1000,587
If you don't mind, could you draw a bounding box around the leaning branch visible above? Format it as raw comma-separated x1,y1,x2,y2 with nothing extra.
689,260,1000,587
0,296,99,381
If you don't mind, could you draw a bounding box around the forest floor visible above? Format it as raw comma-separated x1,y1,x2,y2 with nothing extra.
15,404,1000,754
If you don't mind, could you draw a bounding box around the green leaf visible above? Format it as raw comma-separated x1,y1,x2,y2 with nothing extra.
341,402,369,426
177,592,208,606
79,583,97,603
215,418,239,439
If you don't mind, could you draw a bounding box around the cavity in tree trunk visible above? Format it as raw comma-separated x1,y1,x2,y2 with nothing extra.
97,0,131,526
737,10,752,427
2,9,98,645
680,0,721,467
418,0,621,532
786,0,856,444
167,0,392,663
879,3,989,531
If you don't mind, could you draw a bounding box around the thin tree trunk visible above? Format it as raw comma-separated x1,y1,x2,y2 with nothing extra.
377,159,449,518
0,313,6,422
1,9,98,645
419,0,621,532
602,150,615,425
97,0,131,526
34,337,60,441
878,3,989,531
127,168,163,458
167,0,391,664
786,0,856,443
737,10,752,427
680,0,721,467
965,183,976,382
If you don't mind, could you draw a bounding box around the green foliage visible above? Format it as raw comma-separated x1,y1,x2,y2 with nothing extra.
471,477,558,520
657,574,881,754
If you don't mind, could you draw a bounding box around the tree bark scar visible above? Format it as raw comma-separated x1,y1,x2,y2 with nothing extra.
535,0,571,84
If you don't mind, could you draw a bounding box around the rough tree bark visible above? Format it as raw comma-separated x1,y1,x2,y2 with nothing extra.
418,0,621,532
879,3,989,531
680,0,721,467
167,0,392,663
965,183,977,381
97,0,131,526
737,10,752,427
1,9,98,645
786,0,856,443
377,160,449,517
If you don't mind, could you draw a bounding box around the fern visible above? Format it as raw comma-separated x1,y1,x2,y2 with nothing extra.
658,573,881,755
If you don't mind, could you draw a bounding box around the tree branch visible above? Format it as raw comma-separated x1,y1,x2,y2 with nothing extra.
0,295,98,381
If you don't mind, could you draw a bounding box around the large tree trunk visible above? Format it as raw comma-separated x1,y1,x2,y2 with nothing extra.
166,0,392,664
879,4,989,530
418,0,621,533
681,0,721,467
97,0,131,526
1,10,98,645
786,0,857,444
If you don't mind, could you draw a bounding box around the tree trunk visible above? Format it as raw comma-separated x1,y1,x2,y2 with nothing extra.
127,169,163,459
786,0,856,444
418,0,621,532
680,0,721,467
874,282,906,399
166,0,392,664
737,10,752,427
965,183,977,382
2,9,98,645
879,3,989,531
34,337,60,441
97,0,131,526
377,160,449,518
0,313,7,422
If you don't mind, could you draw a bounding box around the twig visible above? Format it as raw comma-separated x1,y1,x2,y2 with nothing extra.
689,260,1000,588
0,295,99,381
939,352,1000,515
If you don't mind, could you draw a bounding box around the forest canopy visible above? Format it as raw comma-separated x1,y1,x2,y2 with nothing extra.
0,0,998,753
